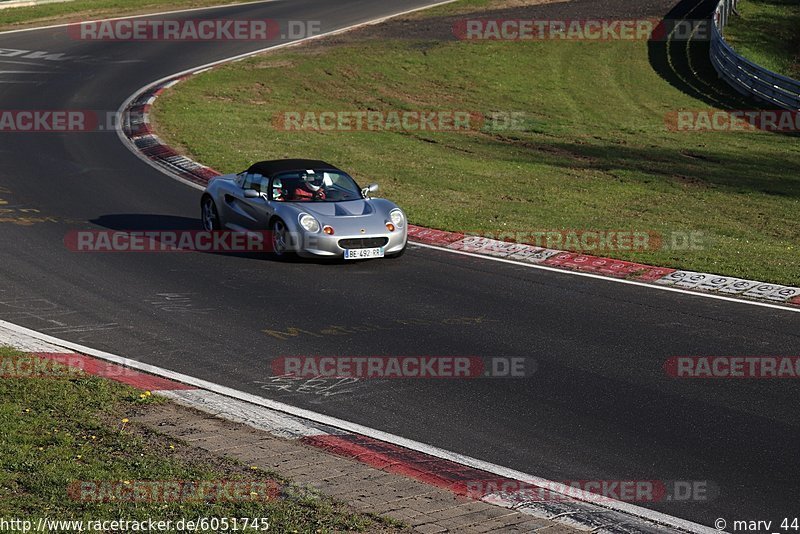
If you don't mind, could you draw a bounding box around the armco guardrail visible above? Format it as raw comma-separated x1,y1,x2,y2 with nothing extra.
710,0,800,110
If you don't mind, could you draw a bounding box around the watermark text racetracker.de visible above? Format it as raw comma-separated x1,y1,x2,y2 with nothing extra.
272,356,535,379
0,355,83,379
467,229,706,253
666,110,800,132
273,110,531,132
452,18,712,41
68,18,321,41
64,230,274,253
665,356,800,378
0,110,98,132
67,230,419,254
0,110,123,133
466,479,717,504
68,480,279,503
0,354,140,380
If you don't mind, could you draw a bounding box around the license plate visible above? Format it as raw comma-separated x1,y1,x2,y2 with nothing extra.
344,247,385,260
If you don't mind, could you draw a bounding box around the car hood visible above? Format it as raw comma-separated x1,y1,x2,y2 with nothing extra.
299,200,376,218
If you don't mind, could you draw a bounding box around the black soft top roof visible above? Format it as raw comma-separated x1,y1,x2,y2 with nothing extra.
246,159,341,177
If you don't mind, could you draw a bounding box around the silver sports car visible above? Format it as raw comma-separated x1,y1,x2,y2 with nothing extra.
201,159,408,259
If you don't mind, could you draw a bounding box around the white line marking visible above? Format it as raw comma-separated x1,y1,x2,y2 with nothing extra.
156,389,337,439
0,0,281,35
412,242,800,314
0,317,716,534
0,325,70,352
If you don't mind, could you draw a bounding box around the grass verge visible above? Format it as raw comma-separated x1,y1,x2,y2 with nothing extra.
723,0,800,79
0,346,396,532
0,0,260,31
153,0,800,285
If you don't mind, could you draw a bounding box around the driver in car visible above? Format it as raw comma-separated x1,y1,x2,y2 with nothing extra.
272,178,285,201
291,172,326,201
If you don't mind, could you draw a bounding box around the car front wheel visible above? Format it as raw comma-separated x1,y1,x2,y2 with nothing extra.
270,218,294,259
201,197,220,231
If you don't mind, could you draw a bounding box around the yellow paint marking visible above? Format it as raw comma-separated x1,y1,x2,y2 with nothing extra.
263,316,497,340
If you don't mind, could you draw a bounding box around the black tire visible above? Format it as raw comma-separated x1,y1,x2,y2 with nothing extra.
201,196,221,231
386,244,406,259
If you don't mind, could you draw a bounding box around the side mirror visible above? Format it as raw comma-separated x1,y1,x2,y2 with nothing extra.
362,183,379,197
244,189,260,198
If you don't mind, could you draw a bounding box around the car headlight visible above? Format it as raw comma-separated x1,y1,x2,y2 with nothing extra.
390,209,405,228
299,214,320,233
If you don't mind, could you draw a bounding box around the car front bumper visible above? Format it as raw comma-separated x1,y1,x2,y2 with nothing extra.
290,227,408,258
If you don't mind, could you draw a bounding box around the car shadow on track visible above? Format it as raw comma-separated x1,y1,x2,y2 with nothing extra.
90,213,351,265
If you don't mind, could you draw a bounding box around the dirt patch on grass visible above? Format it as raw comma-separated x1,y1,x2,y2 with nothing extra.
245,59,298,70
309,0,680,44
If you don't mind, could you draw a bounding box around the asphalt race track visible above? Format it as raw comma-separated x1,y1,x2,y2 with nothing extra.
0,0,798,527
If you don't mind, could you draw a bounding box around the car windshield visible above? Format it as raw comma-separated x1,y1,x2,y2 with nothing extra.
272,170,362,202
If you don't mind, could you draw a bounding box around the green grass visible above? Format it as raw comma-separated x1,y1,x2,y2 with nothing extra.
153,0,800,286
0,346,394,532
723,0,800,79
0,0,259,30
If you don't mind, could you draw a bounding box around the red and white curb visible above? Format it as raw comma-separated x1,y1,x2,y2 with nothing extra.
117,49,799,314
0,318,715,534
406,229,800,310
